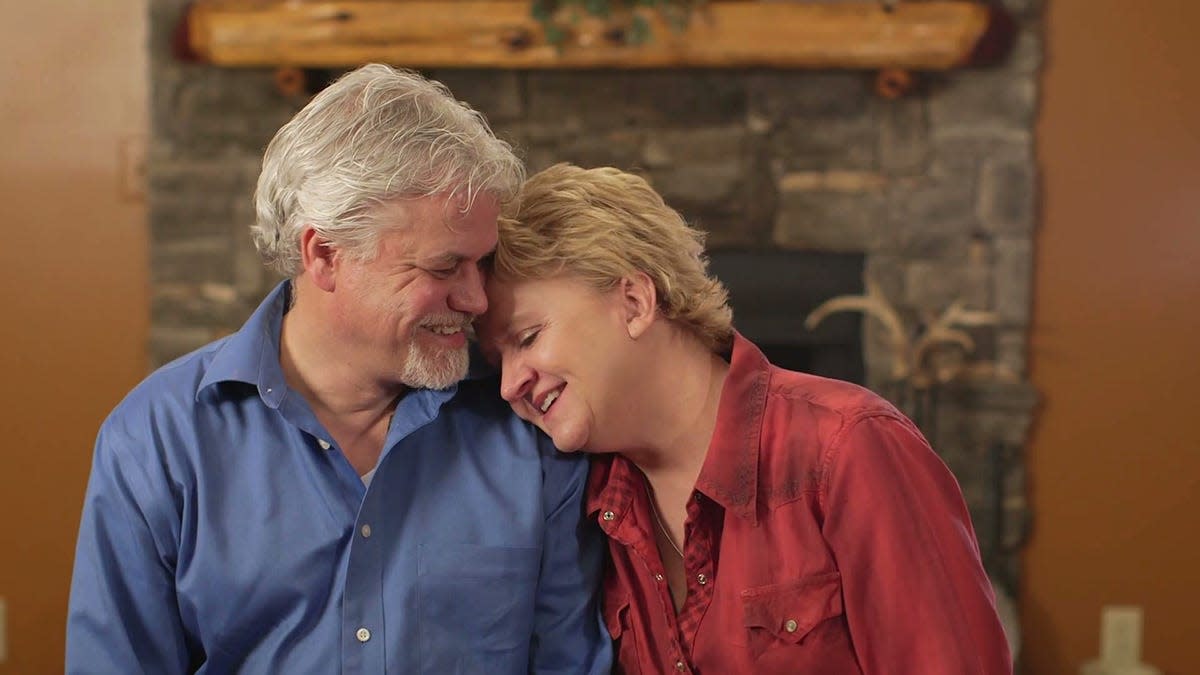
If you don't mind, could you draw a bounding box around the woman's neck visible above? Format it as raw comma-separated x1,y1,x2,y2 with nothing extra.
621,327,730,493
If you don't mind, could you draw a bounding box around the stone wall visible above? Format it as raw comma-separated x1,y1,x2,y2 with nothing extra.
148,0,1041,591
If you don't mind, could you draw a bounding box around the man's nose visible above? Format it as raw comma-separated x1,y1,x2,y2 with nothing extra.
451,263,488,316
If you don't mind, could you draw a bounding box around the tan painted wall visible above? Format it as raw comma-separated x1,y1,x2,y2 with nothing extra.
1024,0,1200,673
0,2,148,672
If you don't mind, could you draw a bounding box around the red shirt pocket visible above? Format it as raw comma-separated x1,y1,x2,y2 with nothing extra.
602,589,643,675
740,571,845,658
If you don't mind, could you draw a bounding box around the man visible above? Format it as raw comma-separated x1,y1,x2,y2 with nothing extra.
66,64,610,674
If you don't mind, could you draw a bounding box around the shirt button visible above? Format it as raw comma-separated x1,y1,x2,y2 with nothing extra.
675,660,687,671
655,573,664,582
356,627,371,642
696,573,707,585
318,439,331,450
785,618,799,633
360,524,372,538
602,510,615,521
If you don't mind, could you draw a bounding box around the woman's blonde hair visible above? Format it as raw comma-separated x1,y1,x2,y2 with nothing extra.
493,163,733,352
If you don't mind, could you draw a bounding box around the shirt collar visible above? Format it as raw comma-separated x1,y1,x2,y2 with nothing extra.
196,281,494,407
692,331,770,525
197,280,291,407
586,330,771,525
585,453,638,522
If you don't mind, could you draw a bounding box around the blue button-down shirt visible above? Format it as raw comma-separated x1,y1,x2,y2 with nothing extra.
67,282,610,674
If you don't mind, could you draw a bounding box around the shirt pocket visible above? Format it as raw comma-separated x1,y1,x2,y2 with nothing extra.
739,571,845,659
602,589,641,675
417,542,541,671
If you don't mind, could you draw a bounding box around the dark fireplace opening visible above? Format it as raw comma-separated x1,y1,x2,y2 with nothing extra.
707,250,864,385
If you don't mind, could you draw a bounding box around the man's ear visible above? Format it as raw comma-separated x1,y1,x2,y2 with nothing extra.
300,227,338,292
619,272,658,340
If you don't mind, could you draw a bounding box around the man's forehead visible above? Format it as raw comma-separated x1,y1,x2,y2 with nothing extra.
376,196,497,255
375,192,498,225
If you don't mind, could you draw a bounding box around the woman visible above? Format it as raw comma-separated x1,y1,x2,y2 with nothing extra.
477,163,1012,674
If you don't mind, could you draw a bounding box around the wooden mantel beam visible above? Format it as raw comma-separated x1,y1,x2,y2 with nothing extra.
182,1,1015,70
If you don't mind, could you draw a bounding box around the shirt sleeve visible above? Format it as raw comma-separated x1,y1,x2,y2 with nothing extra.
821,413,1013,675
529,435,613,675
66,422,192,674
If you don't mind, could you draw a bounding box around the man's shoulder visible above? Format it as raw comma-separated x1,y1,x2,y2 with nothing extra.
445,374,541,431
102,335,237,438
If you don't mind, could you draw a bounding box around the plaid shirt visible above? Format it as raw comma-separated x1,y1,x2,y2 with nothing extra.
586,457,718,667
586,332,1012,675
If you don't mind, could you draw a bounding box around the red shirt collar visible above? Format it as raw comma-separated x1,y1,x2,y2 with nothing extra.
586,331,770,525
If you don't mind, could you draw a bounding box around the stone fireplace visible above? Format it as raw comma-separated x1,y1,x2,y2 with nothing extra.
147,0,1040,602
709,250,865,383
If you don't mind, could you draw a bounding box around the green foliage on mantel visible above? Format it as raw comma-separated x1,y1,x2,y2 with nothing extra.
531,0,708,45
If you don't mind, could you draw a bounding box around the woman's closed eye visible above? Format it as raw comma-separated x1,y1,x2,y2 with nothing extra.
517,328,541,349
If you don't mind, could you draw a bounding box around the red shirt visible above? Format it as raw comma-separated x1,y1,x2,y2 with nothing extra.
586,333,1012,674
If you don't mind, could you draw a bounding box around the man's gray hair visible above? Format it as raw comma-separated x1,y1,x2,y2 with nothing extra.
252,64,524,277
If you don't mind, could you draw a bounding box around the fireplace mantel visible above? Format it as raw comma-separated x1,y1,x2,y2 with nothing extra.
180,1,1015,71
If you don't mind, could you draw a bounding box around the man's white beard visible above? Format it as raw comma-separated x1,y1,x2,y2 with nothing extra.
400,340,470,390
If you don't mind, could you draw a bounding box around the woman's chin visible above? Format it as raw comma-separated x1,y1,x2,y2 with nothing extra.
547,428,589,454
550,438,585,454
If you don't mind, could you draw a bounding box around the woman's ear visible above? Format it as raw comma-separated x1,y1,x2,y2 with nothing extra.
619,272,658,340
300,227,338,292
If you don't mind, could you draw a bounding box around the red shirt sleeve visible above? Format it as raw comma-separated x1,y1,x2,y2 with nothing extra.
821,412,1013,674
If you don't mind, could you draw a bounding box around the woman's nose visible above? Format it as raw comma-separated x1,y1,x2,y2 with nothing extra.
499,357,533,404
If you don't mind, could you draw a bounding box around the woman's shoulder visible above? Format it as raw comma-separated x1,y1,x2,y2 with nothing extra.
766,366,903,421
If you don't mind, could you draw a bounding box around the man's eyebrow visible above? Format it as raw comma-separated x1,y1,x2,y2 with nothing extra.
421,253,467,267
424,247,496,267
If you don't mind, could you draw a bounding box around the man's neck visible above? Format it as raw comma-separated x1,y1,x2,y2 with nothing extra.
279,279,404,475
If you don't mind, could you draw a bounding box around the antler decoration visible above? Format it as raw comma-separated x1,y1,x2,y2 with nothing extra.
805,279,911,381
805,280,1014,390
